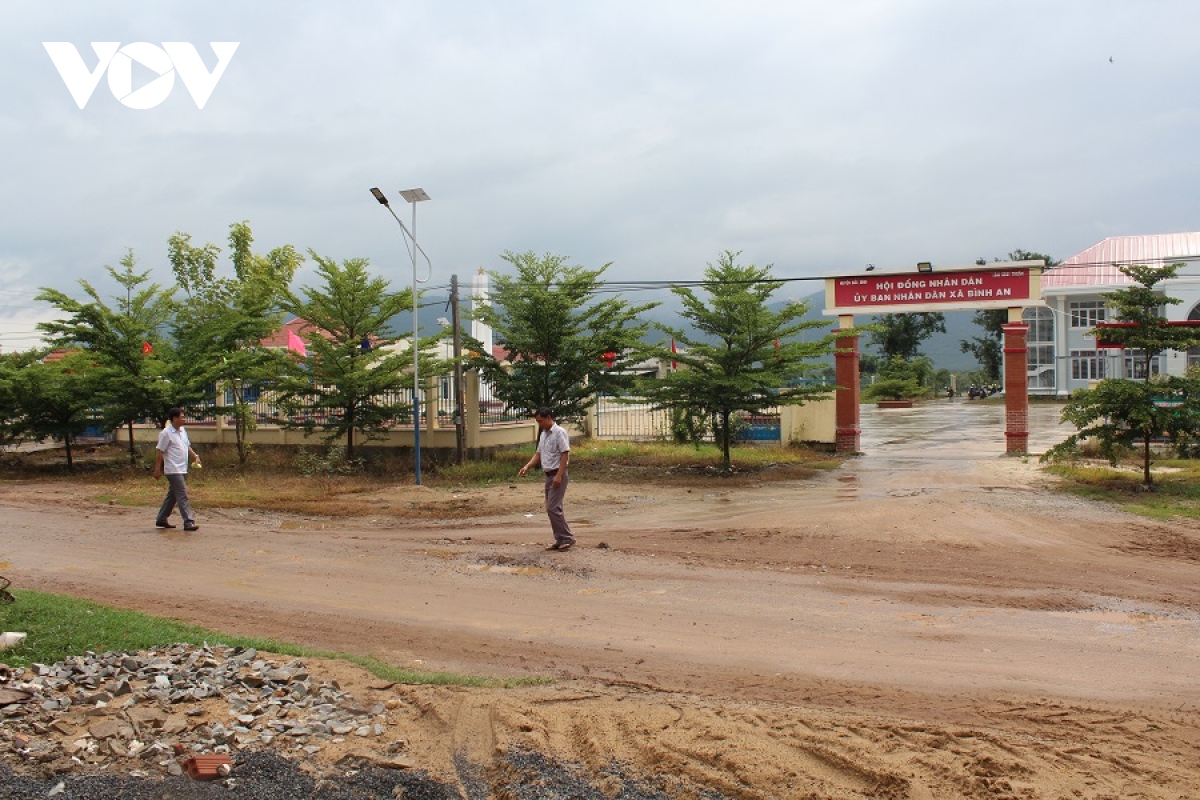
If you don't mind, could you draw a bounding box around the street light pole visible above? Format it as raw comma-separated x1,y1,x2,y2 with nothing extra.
369,186,432,485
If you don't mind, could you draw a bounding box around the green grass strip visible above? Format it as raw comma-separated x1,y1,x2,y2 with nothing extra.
0,589,545,688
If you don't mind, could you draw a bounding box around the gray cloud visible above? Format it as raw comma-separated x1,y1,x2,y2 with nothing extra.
3,0,1200,349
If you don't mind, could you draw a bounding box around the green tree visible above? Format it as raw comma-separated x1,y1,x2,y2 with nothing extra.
11,351,99,472
1042,263,1200,485
639,250,835,470
467,250,657,420
279,253,426,461
864,355,931,401
959,309,1007,382
869,312,945,361
0,351,26,449
169,221,303,466
36,251,176,464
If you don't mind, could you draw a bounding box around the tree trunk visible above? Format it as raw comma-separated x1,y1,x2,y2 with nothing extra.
64,435,74,473
1142,354,1154,486
345,407,355,460
235,401,248,467
720,410,732,471
127,421,136,465
1143,434,1153,486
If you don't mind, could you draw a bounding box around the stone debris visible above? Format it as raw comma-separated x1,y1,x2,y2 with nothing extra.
0,644,409,781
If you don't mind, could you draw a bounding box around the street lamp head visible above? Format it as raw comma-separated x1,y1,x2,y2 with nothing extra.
399,188,430,204
369,187,389,205
917,261,933,273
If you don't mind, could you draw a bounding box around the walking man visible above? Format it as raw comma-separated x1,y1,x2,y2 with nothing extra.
154,407,201,531
518,407,575,551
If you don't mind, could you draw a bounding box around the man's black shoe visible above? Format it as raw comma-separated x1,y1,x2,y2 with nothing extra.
155,520,176,529
183,523,199,532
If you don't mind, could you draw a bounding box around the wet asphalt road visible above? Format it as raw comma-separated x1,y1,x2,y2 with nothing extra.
858,397,1068,461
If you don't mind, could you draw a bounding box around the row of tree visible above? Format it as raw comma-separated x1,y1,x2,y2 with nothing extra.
1,227,841,472
472,250,836,469
0,222,441,469
5,228,1199,481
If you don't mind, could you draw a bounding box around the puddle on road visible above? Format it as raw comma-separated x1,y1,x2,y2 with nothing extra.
835,474,859,501
466,563,550,576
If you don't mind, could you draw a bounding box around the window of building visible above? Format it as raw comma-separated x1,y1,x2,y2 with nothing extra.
1022,306,1055,343
224,385,262,405
1122,350,1163,380
1069,301,1107,329
1027,343,1056,389
1070,350,1106,381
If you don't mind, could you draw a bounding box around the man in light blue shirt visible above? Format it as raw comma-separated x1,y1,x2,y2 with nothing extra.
518,407,575,551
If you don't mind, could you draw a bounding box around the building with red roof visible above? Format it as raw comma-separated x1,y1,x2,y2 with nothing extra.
1026,232,1200,395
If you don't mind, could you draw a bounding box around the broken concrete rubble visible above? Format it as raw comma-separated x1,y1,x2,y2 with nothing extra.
0,644,412,781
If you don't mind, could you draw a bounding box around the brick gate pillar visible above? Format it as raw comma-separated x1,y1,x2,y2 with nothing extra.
834,316,860,453
1002,320,1030,455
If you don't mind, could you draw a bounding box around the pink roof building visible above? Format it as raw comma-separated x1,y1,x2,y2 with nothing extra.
1043,231,1200,290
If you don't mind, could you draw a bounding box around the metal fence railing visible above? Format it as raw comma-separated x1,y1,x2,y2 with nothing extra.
592,395,783,443
593,395,673,440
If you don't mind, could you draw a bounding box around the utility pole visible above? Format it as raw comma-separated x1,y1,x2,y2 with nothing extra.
450,274,467,464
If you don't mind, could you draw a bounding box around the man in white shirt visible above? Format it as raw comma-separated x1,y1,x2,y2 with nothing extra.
154,407,201,531
518,407,575,551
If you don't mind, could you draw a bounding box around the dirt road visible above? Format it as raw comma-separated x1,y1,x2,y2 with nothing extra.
3,400,1200,798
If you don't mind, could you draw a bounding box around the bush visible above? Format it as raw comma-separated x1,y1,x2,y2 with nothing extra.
865,378,922,401
669,406,710,446
295,446,364,477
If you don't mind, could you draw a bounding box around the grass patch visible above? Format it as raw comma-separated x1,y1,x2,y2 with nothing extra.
1,439,843,516
0,589,543,688
1045,459,1200,520
431,439,838,486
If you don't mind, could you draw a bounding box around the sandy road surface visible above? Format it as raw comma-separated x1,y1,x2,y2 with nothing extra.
2,401,1200,798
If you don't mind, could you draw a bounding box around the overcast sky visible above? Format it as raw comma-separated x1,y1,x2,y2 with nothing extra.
3,1,1200,350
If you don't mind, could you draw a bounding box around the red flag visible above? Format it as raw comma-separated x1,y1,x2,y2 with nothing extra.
286,328,307,357
670,338,678,371
142,340,153,355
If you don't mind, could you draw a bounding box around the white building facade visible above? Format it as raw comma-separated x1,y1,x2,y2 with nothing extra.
1027,232,1200,396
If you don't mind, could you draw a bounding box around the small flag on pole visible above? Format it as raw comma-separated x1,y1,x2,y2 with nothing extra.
670,338,678,371
142,340,153,355
286,329,307,357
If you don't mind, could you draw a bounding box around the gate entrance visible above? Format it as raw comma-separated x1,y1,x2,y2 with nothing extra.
823,260,1045,455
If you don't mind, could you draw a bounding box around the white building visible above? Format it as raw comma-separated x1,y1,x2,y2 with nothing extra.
1028,232,1200,396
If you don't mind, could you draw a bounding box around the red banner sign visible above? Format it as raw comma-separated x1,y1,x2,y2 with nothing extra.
832,268,1031,309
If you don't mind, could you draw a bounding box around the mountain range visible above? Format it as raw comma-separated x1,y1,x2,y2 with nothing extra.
637,290,986,373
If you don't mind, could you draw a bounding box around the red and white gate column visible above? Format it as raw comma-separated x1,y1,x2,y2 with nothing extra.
834,314,861,453
1002,311,1030,455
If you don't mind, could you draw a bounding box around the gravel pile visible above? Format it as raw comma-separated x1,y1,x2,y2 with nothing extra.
0,644,471,797
0,644,420,778
0,645,713,798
